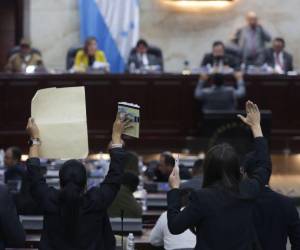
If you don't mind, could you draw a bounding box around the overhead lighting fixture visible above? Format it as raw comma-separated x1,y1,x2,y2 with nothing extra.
162,0,235,10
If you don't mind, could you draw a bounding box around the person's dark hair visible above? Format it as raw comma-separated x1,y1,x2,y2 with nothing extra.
136,39,148,48
59,160,87,243
162,152,175,167
202,143,241,191
179,188,193,207
84,36,97,53
192,159,203,176
274,37,285,47
212,41,225,49
211,73,225,87
122,172,140,192
8,147,22,162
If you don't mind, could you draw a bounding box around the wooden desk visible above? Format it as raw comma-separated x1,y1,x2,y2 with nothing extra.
1,73,300,153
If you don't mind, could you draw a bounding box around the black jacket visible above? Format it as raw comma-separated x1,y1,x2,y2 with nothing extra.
27,147,126,250
201,53,240,71
0,185,26,249
167,137,271,250
5,164,41,215
253,187,300,250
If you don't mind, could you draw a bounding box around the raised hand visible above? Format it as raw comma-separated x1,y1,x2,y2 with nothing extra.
168,155,181,189
238,101,263,138
112,113,132,145
26,118,40,139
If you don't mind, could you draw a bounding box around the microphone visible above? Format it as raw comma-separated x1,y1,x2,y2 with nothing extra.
121,209,124,250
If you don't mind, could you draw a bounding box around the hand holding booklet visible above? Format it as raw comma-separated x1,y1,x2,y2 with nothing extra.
31,86,88,159
118,102,140,138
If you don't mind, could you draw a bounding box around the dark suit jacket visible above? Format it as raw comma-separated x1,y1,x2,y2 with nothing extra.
253,187,300,250
201,53,240,71
259,48,293,72
0,185,25,250
5,164,41,215
26,148,126,250
167,138,271,250
127,52,162,70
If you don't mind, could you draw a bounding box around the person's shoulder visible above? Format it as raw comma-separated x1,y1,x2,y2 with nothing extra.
203,53,213,59
96,50,106,56
192,188,215,201
8,53,20,61
284,51,293,59
76,49,85,57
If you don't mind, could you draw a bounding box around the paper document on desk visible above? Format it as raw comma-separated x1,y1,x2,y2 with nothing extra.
118,102,140,138
31,86,88,159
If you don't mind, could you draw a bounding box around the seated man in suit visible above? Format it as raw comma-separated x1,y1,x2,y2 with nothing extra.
5,38,44,73
201,41,240,73
242,152,300,250
194,73,245,111
73,36,109,73
127,39,162,72
258,37,293,74
108,172,142,218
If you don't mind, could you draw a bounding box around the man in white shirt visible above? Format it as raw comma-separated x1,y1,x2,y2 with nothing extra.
149,189,196,250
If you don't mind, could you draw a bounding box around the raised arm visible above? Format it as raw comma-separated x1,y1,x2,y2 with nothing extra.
89,114,131,210
238,101,272,198
167,156,204,234
25,118,52,206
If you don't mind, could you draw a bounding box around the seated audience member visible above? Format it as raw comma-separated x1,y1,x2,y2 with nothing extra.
108,172,142,218
242,152,300,250
146,152,190,182
201,41,240,73
25,115,129,250
5,38,44,73
194,73,245,111
0,185,26,249
127,39,162,72
73,36,108,73
180,159,203,190
4,147,41,215
167,101,272,250
149,188,196,250
258,37,293,74
232,11,271,66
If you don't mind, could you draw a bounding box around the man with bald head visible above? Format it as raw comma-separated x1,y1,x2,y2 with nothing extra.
232,11,271,66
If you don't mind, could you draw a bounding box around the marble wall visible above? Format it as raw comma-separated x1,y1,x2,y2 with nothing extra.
24,0,80,70
25,0,300,71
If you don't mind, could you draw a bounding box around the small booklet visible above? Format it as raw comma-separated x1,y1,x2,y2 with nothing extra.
118,102,140,138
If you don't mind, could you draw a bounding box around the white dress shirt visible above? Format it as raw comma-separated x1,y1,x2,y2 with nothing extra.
273,51,285,73
149,211,196,250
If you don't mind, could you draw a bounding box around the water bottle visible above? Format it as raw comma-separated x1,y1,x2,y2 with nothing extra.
129,62,136,73
0,149,5,167
140,187,148,212
182,60,191,75
126,233,135,250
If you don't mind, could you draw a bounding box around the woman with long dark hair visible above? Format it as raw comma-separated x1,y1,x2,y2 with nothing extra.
168,101,271,250
25,114,129,250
